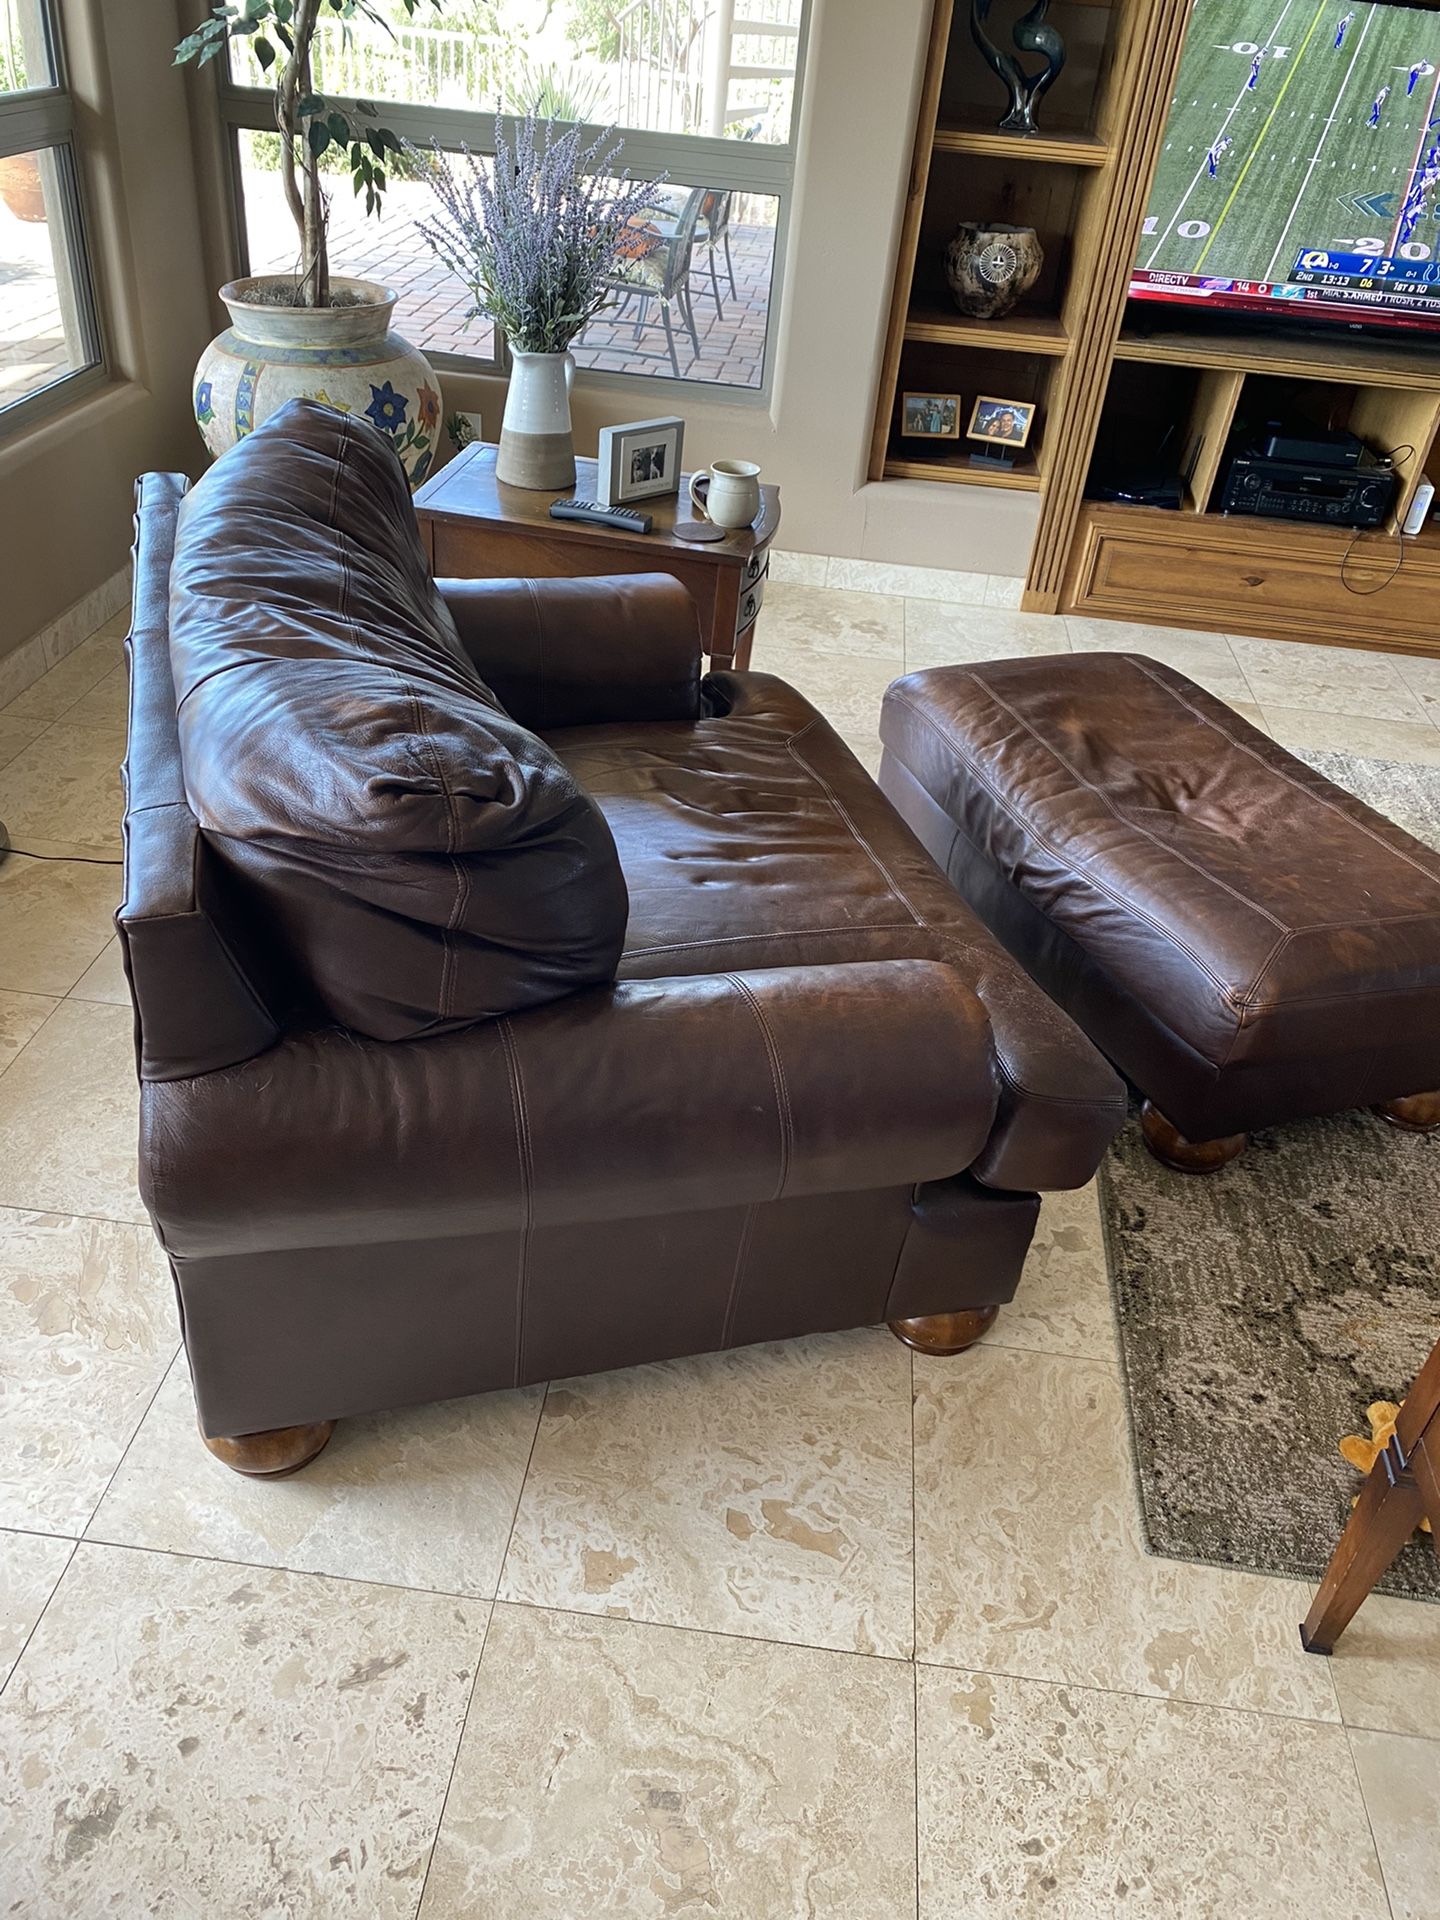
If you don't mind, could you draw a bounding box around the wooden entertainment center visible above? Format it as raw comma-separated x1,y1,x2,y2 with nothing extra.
871,0,1440,656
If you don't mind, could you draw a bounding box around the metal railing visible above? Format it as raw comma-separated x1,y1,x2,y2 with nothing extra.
597,0,803,140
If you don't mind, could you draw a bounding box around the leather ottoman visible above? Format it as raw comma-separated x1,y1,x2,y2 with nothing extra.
879,650,1440,1171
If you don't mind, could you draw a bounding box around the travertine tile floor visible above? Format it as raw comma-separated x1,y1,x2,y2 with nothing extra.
1,570,1438,1917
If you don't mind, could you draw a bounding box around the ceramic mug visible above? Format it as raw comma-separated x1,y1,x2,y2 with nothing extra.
689,458,762,530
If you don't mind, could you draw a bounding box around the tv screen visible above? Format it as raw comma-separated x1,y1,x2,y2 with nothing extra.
1131,0,1440,331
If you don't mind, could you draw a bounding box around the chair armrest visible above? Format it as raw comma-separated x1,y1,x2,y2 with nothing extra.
436,572,703,730
141,959,998,1259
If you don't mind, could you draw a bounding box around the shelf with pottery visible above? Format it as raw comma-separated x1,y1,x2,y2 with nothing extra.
872,0,1198,514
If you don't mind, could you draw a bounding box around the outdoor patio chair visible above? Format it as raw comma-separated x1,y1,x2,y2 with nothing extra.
605,185,706,379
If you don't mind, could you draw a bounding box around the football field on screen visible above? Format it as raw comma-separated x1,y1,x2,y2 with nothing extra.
1140,0,1440,283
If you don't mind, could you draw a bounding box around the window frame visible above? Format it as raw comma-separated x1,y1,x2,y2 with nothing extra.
0,3,107,436
214,4,812,401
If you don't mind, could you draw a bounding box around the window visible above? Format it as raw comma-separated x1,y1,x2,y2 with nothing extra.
222,0,810,393
0,0,103,427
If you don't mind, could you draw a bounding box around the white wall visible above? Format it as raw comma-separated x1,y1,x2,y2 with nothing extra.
0,0,214,660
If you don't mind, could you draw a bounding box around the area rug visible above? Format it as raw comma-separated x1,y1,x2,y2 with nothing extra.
1100,748,1440,1599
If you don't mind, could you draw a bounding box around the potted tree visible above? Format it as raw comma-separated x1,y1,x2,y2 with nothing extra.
177,0,443,479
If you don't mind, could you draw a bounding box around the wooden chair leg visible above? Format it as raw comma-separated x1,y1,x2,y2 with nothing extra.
1375,1090,1440,1133
201,1419,336,1479
888,1306,998,1356
1301,1435,1426,1654
1140,1100,1248,1174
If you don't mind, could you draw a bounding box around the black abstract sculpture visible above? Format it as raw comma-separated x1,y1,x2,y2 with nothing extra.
969,0,1066,134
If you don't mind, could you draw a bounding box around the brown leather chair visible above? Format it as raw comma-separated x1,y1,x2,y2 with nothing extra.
120,401,1123,1477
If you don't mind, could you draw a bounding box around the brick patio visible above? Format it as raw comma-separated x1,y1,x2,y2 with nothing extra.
0,199,70,409
243,166,774,390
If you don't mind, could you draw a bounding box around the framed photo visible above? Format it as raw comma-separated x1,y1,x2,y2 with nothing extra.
901,391,963,439
966,395,1035,450
597,416,686,505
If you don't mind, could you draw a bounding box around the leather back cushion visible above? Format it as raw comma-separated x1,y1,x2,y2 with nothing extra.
167,398,627,1041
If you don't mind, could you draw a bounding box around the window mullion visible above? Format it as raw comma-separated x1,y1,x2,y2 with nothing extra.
215,86,795,196
0,88,74,158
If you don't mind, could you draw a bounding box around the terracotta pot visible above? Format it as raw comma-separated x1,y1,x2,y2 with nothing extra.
193,275,440,484
0,154,46,224
944,223,1044,320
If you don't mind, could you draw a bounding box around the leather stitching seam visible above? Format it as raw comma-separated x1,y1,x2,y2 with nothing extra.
886,691,1244,1008
521,578,546,726
727,973,793,1200
498,1017,533,1387
786,722,926,927
1127,655,1440,890
720,1203,756,1349
970,665,1291,935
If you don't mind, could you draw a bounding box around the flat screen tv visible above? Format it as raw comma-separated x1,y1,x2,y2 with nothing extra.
1130,0,1440,332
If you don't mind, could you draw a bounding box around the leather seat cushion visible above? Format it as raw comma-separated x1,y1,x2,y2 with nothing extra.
879,652,1440,1119
167,398,627,1041
547,670,1126,1192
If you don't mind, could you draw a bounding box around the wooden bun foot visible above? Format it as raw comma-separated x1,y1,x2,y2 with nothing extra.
888,1305,998,1356
200,1419,336,1478
1140,1100,1247,1174
1375,1090,1440,1133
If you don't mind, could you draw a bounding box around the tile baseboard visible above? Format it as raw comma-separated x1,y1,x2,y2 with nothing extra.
0,566,132,711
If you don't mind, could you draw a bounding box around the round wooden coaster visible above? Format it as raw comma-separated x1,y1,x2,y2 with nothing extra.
672,520,728,543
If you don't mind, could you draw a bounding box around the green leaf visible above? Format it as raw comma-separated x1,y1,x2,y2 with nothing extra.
297,93,325,115
254,36,275,69
274,20,293,49
372,165,385,191
307,123,332,159
365,129,386,159
327,111,350,143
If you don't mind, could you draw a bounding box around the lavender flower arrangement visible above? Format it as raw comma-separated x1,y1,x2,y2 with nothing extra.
416,116,665,355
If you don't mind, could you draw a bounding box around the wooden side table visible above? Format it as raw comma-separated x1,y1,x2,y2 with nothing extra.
413,443,781,669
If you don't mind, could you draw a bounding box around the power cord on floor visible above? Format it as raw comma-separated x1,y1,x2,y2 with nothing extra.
0,846,124,866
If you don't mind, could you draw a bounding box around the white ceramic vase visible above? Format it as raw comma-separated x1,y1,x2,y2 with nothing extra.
497,349,577,490
193,275,441,483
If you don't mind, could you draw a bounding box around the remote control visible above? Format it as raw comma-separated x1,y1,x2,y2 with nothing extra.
549,499,653,533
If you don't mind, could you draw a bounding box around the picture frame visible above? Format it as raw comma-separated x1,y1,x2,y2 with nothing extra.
900,391,963,439
966,395,1036,451
597,416,686,505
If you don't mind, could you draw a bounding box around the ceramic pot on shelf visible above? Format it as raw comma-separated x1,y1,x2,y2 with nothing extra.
192,275,440,483
496,349,578,490
944,223,1044,320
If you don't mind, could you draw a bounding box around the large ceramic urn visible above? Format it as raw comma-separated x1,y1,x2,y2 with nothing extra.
193,276,440,483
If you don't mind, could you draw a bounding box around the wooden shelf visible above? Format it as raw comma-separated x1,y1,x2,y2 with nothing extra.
932,121,1110,167
884,445,1044,489
1115,325,1440,391
903,297,1069,356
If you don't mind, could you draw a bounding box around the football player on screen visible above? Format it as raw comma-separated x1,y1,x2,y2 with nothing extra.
1335,10,1354,48
1206,134,1233,178
1247,49,1264,90
1369,83,1391,127
1409,61,1430,96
